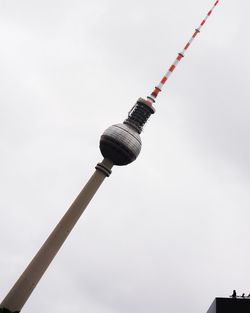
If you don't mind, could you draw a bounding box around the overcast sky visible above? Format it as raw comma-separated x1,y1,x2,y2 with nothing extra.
0,1,250,312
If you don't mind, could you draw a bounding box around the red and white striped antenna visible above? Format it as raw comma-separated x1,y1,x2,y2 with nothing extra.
147,0,220,104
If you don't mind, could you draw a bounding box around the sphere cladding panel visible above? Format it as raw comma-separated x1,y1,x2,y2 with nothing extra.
100,123,142,166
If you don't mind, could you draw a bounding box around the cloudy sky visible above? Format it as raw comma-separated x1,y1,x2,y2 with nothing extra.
0,0,250,312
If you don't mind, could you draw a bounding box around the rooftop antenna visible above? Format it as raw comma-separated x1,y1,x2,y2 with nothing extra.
0,1,220,312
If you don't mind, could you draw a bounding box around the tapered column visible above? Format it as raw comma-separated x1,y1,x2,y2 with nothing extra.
0,97,155,313
0,158,113,313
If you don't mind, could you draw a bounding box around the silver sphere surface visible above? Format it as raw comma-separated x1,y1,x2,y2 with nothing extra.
99,123,142,166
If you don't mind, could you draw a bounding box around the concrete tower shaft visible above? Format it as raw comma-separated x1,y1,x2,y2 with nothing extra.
0,98,155,313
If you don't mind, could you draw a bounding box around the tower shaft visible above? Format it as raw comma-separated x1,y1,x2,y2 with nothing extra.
0,159,113,313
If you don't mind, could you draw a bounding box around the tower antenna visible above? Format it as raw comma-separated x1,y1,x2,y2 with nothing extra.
147,0,220,104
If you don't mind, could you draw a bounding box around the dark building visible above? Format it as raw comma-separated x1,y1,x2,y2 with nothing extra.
207,297,250,313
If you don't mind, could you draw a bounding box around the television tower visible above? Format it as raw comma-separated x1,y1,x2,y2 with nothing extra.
0,1,220,312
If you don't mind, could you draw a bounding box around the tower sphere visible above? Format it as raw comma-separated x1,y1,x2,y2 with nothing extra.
99,123,141,166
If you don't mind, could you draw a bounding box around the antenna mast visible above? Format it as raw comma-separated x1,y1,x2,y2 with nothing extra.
147,0,220,104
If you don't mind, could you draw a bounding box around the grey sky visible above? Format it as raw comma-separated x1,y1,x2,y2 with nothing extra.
0,1,250,312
